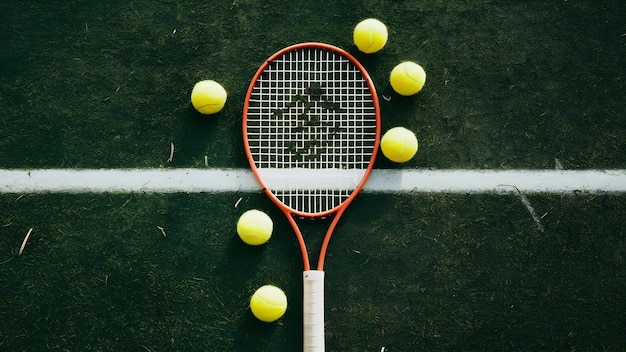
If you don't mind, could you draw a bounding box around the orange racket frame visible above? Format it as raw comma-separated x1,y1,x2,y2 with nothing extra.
242,42,381,352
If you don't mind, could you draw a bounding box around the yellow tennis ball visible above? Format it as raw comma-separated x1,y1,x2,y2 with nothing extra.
237,209,273,246
380,127,418,163
353,18,388,54
390,61,426,96
191,80,227,115
250,285,288,323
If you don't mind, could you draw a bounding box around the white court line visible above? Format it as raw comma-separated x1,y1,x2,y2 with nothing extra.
1,168,626,194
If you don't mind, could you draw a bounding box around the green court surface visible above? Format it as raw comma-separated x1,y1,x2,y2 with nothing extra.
1,1,625,351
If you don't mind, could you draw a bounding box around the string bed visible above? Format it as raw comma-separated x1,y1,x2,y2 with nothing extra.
246,46,377,214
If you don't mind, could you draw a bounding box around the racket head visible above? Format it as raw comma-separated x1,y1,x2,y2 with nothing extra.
243,42,381,218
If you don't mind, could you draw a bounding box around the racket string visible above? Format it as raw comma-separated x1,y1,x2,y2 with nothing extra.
272,189,352,214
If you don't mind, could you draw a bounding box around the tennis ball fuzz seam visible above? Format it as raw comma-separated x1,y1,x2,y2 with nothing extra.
237,209,273,246
390,62,426,96
380,127,418,163
250,285,288,323
353,18,388,54
191,80,227,115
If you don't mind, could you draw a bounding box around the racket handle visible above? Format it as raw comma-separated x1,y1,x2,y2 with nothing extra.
303,270,325,352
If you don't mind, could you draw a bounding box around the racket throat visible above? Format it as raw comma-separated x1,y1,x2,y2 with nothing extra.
303,270,325,352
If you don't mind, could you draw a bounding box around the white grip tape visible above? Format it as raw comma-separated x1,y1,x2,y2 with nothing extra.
303,270,325,352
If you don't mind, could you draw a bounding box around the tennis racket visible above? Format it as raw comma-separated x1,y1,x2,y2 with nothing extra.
242,42,381,352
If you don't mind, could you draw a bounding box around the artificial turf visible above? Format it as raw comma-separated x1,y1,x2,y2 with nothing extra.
1,1,625,351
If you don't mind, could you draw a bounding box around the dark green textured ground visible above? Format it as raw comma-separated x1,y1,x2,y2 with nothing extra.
1,193,625,351
2,1,625,169
1,1,625,351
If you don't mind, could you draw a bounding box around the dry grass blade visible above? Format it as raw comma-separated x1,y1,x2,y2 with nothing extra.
19,228,33,256
168,142,175,163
